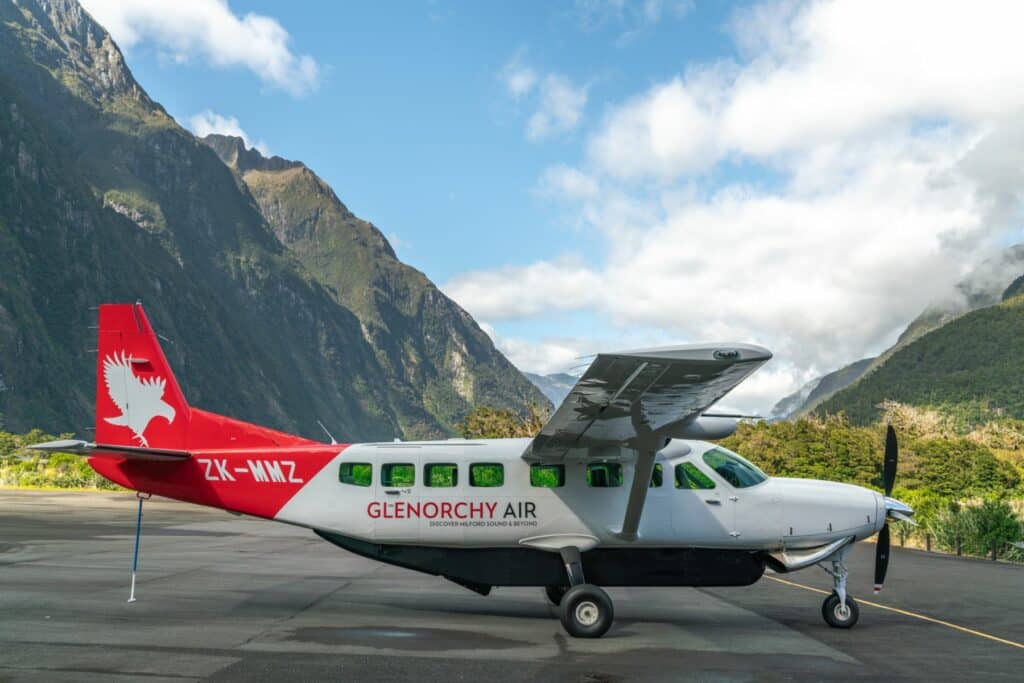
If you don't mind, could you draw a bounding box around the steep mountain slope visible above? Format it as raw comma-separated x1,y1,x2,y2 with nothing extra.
0,0,541,438
814,293,1024,427
200,134,547,437
770,357,874,420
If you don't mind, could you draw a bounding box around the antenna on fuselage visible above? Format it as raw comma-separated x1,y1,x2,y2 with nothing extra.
316,420,338,445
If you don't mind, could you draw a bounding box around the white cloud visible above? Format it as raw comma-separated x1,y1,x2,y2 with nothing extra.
501,52,538,98
479,324,588,376
500,54,588,141
587,1,1024,181
449,0,1024,413
80,0,319,95
539,165,600,200
189,110,269,155
527,75,589,141
589,77,718,180
443,258,602,321
575,0,694,34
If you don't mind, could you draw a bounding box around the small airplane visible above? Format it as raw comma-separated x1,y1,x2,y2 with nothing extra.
33,303,914,638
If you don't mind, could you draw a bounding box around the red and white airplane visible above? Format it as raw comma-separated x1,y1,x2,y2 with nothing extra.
33,303,914,638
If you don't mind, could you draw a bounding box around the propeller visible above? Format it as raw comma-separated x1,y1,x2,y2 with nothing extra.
883,424,898,496
874,425,915,594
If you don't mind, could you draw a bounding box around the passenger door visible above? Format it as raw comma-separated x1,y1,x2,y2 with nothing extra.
670,460,736,546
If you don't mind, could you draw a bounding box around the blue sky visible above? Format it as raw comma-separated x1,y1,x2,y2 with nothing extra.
80,1,1024,412
112,1,730,280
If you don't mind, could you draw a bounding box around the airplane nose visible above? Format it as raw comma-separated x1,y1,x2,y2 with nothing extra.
883,496,915,524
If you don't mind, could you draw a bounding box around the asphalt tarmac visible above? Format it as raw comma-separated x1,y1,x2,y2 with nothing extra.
1,490,1021,681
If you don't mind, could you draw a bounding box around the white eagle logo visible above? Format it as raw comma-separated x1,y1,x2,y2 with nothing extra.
103,352,176,447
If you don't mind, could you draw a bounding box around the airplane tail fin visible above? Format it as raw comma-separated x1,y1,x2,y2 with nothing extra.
95,303,316,452
96,304,191,450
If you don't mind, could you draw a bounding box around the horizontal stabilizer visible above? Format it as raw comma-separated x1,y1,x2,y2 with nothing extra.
28,439,191,461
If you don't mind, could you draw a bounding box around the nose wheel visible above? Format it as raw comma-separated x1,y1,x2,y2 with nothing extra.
822,592,859,628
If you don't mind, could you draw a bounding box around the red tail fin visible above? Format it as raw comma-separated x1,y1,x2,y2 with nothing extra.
96,304,317,450
97,304,190,450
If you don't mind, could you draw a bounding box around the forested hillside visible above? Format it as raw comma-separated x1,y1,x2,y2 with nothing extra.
0,0,543,439
816,294,1024,428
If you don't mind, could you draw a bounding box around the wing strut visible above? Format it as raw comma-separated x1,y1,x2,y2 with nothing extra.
619,447,657,541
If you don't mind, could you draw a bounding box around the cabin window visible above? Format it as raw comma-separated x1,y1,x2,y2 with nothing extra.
339,462,372,487
701,447,767,488
675,462,715,490
650,463,663,488
470,463,504,487
425,463,458,487
381,463,415,487
586,463,623,487
530,463,565,488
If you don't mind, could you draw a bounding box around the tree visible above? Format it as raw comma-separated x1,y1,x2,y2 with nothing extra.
459,405,547,439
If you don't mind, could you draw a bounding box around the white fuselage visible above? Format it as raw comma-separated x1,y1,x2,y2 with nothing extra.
276,438,884,552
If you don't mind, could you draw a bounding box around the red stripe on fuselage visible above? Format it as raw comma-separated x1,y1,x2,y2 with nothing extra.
89,445,345,519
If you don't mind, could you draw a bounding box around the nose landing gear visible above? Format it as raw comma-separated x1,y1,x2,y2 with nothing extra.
819,546,859,628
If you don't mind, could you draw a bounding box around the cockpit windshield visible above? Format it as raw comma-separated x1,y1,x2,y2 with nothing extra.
701,446,768,488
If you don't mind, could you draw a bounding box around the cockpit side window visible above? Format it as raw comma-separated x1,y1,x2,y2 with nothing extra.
701,447,767,488
675,462,715,490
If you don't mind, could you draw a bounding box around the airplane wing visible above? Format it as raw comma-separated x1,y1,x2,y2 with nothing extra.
523,343,771,540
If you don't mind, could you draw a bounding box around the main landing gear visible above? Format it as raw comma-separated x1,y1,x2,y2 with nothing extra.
554,547,614,638
819,547,859,629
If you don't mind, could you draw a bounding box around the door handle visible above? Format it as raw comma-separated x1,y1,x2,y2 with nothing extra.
384,490,400,496
705,499,721,505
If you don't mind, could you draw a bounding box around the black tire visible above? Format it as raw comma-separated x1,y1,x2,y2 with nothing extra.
559,584,614,638
821,592,859,629
545,585,568,606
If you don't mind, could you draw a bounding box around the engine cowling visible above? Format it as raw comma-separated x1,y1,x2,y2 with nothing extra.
669,415,738,440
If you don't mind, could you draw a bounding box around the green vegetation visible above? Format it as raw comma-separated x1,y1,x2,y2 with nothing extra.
469,463,504,487
459,405,547,440
0,430,118,489
530,463,564,488
815,294,1024,428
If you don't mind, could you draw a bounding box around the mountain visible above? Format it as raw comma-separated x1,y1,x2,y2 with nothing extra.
199,133,547,437
770,357,874,420
775,245,1024,420
814,291,1024,427
524,372,578,405
0,0,544,438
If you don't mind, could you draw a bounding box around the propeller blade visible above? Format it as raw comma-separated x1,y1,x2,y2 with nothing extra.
883,424,898,497
873,523,890,594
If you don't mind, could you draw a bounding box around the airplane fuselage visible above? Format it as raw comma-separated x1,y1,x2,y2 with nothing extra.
278,438,883,552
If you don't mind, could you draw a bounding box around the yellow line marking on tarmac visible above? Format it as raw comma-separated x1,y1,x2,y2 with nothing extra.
764,576,1024,651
